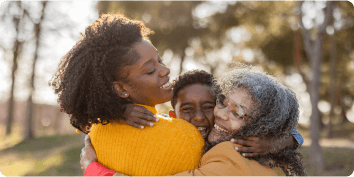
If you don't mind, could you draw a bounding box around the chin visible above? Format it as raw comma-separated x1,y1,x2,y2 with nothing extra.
207,129,231,143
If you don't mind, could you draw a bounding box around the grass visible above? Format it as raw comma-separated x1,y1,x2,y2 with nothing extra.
298,146,354,176
0,134,84,176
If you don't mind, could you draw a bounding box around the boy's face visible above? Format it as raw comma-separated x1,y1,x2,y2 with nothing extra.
174,84,216,139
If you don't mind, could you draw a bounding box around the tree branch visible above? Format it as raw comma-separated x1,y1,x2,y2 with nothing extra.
319,1,333,34
298,1,314,59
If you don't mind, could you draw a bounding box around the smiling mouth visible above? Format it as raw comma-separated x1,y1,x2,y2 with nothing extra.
214,124,231,134
160,81,171,89
197,127,209,138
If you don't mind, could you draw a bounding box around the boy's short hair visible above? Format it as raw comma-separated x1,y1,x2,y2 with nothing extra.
171,70,214,108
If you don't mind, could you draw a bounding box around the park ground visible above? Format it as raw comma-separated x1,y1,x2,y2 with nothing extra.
0,123,353,176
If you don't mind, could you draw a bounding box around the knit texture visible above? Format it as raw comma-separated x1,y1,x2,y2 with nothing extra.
88,105,205,176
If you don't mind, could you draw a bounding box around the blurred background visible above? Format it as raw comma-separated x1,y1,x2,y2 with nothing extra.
0,1,353,176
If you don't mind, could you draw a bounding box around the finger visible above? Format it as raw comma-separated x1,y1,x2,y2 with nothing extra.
84,135,91,146
133,106,159,122
241,152,260,157
231,138,260,148
124,120,144,129
131,111,157,122
130,117,154,127
244,137,260,141
81,147,85,154
234,146,262,153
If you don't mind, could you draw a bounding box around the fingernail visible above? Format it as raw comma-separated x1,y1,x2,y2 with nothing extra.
231,139,235,142
149,123,154,127
155,118,159,122
242,153,246,157
234,147,238,151
140,126,144,129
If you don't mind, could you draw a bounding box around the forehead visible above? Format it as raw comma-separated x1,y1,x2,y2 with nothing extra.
227,88,254,111
123,39,157,76
133,39,157,56
177,84,214,103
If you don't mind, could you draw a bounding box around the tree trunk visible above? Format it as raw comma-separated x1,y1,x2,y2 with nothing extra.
178,50,185,75
24,1,47,140
340,105,349,124
338,93,349,124
309,37,325,173
327,24,336,138
299,1,333,173
6,3,23,136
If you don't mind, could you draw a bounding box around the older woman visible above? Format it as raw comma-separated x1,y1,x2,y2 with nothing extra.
81,66,306,176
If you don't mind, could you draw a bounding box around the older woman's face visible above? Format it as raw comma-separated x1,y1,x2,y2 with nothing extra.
207,88,254,143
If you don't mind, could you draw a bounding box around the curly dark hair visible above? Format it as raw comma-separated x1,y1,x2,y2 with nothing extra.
206,65,306,176
50,14,153,133
171,70,214,108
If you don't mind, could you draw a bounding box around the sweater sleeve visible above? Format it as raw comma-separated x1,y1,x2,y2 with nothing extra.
84,162,116,176
173,142,252,176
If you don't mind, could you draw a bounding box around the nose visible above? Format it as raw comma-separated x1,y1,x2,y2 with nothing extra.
159,64,170,77
214,105,229,121
193,110,204,122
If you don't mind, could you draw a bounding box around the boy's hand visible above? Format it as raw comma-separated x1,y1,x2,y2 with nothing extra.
231,137,274,157
123,104,159,129
80,135,98,173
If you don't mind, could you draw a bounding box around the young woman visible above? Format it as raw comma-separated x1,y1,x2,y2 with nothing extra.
81,66,306,176
51,14,205,176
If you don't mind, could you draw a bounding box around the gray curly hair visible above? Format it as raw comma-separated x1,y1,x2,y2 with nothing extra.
213,65,298,140
209,64,305,176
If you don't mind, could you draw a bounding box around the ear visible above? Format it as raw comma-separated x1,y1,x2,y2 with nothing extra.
113,82,129,98
169,110,176,118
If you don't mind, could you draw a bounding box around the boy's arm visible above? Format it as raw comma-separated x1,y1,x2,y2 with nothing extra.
292,128,304,149
81,135,116,176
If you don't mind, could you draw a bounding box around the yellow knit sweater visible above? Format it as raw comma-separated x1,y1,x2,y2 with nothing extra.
88,105,205,176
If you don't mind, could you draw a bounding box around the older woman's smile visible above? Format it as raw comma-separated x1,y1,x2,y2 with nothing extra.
213,124,231,134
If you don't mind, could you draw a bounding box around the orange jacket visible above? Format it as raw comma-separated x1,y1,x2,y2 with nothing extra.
174,141,285,176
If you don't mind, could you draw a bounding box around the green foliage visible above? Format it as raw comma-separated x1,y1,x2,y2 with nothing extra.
95,1,354,122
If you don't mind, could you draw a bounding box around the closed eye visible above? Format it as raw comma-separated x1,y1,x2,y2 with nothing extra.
182,107,194,112
203,106,214,111
147,69,156,75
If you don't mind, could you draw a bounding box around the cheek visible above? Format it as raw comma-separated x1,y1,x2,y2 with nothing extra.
205,112,215,127
230,119,245,131
179,113,193,122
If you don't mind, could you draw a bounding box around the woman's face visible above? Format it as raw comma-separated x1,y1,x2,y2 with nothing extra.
118,39,173,106
174,84,216,139
207,88,254,143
